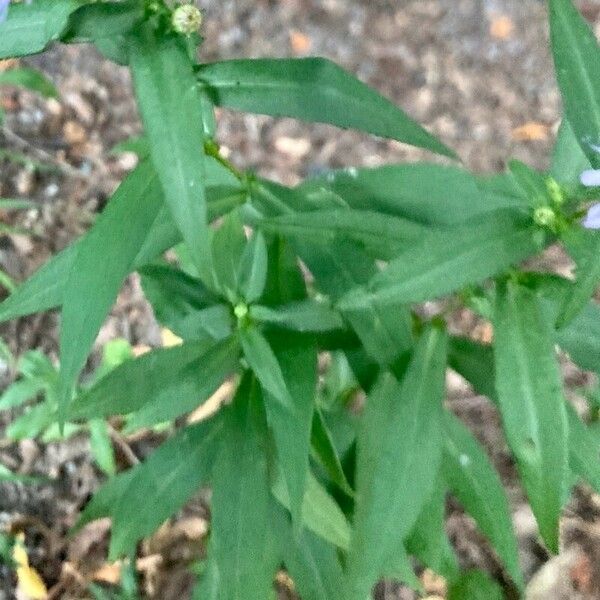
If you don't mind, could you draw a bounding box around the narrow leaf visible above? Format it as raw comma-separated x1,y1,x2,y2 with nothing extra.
58,162,163,414
109,418,222,558
494,280,569,552
347,325,447,598
442,412,523,589
130,26,211,278
209,376,279,599
549,0,600,166
197,58,456,158
339,210,543,309
0,0,80,59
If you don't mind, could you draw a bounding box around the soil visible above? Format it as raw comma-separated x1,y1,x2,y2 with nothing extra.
0,0,599,598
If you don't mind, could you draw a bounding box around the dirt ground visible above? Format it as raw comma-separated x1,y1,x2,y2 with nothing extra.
0,0,599,598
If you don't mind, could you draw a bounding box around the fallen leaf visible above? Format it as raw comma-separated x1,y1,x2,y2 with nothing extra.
161,328,182,348
489,14,514,40
512,121,549,141
289,30,312,55
13,534,48,600
92,561,122,585
187,379,235,424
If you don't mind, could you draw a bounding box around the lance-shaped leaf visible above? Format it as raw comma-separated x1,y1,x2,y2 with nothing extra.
300,164,528,226
405,476,458,580
494,280,569,552
442,412,523,590
347,325,447,598
69,337,239,429
252,208,428,260
272,469,351,551
238,231,268,303
0,0,80,59
549,0,600,166
197,58,456,158
63,0,143,42
450,335,600,497
58,162,163,414
282,525,345,600
556,301,600,375
109,418,223,558
551,120,591,185
130,26,211,279
567,404,600,494
0,68,58,99
265,334,317,528
250,300,344,333
209,376,279,600
556,231,600,328
339,210,543,310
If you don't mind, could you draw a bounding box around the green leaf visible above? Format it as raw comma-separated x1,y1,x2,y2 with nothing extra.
239,326,295,411
556,231,600,328
58,161,163,415
442,412,523,589
129,26,211,279
0,378,45,411
447,570,504,600
6,402,53,440
450,333,600,499
310,407,354,497
300,164,528,226
109,418,223,558
209,376,279,599
405,476,458,579
294,237,414,365
238,231,268,303
508,159,549,207
0,68,58,98
556,301,600,375
347,325,447,598
494,280,569,552
250,300,344,333
566,404,600,494
139,264,228,340
0,0,81,59
282,526,345,600
88,419,116,476
272,470,351,551
551,119,591,185
197,58,456,158
252,208,428,260
549,0,600,166
209,211,247,300
339,210,543,309
70,338,239,430
264,334,317,527
63,0,143,41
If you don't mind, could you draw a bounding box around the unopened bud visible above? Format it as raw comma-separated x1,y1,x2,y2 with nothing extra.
533,206,557,228
172,4,202,35
546,177,565,206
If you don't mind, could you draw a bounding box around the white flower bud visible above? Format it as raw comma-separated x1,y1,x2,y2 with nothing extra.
172,4,202,35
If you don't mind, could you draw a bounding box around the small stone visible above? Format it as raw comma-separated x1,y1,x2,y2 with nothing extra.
63,120,87,145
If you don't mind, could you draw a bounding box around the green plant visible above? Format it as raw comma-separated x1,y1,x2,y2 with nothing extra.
0,0,600,598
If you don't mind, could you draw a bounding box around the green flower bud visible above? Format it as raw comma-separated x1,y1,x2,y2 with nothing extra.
234,303,249,321
172,4,202,35
533,206,557,228
546,177,565,206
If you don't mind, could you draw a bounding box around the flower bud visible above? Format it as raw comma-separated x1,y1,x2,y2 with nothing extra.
546,177,565,206
533,206,557,228
172,4,202,35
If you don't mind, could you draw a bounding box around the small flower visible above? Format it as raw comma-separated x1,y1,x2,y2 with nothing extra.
171,3,202,35
580,169,600,187
579,169,600,229
583,203,600,229
0,0,10,23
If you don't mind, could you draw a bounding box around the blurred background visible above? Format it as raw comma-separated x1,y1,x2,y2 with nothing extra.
0,1,598,598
